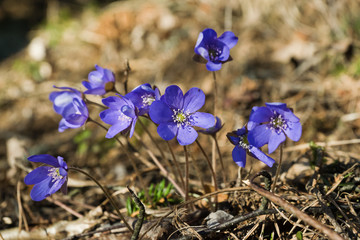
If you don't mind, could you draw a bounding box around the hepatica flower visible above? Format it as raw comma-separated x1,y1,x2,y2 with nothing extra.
227,127,275,168
149,85,215,145
100,96,138,138
248,102,302,154
194,28,238,71
82,65,115,95
24,155,68,201
49,86,89,132
125,83,160,116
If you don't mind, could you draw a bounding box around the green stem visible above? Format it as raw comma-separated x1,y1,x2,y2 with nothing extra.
213,135,226,183
271,143,283,193
69,167,133,233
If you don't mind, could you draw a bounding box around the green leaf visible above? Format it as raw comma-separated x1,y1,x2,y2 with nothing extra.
296,231,303,240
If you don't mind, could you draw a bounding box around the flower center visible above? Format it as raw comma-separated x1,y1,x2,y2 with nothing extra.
141,94,155,107
270,112,287,133
238,135,250,150
208,46,222,61
172,109,191,127
48,168,64,182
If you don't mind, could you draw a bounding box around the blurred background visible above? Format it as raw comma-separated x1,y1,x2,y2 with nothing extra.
1,0,360,238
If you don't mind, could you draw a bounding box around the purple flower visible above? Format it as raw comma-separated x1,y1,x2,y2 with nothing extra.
227,127,275,168
149,85,215,145
125,83,160,116
82,65,115,95
248,102,302,154
49,87,89,132
100,96,138,138
198,116,223,135
24,154,68,201
194,28,238,71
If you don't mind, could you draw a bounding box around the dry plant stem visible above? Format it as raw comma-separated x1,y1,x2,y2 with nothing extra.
213,135,226,183
195,140,218,209
127,186,145,240
88,118,152,204
132,132,186,198
68,167,133,233
84,98,106,109
189,153,207,194
166,141,185,189
212,71,217,187
17,181,29,232
138,119,179,185
47,198,84,218
249,176,345,240
271,143,283,192
123,59,130,94
183,146,190,202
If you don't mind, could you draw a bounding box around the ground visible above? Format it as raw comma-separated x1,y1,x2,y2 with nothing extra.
0,0,360,239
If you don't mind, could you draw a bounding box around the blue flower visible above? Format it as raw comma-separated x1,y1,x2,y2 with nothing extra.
82,65,115,95
149,85,215,145
198,116,223,135
49,86,89,132
194,28,238,71
227,127,275,168
248,102,302,154
125,83,160,116
100,96,138,138
24,154,68,201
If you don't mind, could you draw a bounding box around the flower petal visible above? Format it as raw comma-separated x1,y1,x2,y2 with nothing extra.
83,87,106,95
218,45,230,62
183,88,205,113
177,126,198,145
105,121,132,138
102,96,125,109
164,85,184,109
28,154,59,167
247,124,271,148
48,177,67,196
249,147,275,167
232,146,246,168
284,121,302,141
157,122,177,141
121,105,136,118
24,166,52,185
268,131,286,154
129,117,137,138
218,31,238,49
206,61,222,71
249,106,273,123
149,100,173,124
191,112,215,128
30,177,52,201
100,109,122,125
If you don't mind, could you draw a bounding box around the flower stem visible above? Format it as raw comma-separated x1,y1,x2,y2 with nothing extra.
166,141,185,190
87,118,152,204
195,139,218,210
68,167,133,233
183,145,190,202
212,71,219,188
127,186,145,240
271,143,283,193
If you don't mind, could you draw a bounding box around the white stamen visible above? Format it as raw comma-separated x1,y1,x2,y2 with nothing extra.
48,168,64,182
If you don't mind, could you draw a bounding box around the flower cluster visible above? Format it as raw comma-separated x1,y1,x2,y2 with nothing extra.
227,103,301,167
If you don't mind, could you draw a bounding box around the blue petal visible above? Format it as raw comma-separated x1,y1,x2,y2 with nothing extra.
249,147,275,167
149,100,173,124
157,122,177,141
100,109,123,125
235,127,247,136
268,131,286,154
206,61,222,71
218,45,230,62
232,146,246,168
282,109,300,123
28,154,59,167
228,135,240,145
105,121,132,138
247,125,271,147
102,96,125,109
284,121,302,141
177,126,198,145
83,88,106,95
196,47,210,61
121,105,136,118
183,88,205,113
24,166,52,185
249,106,273,123
191,112,215,128
218,31,238,49
164,85,184,109
201,28,217,41
265,102,288,110
30,177,52,201
195,29,217,51
129,117,137,138
48,177,67,196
